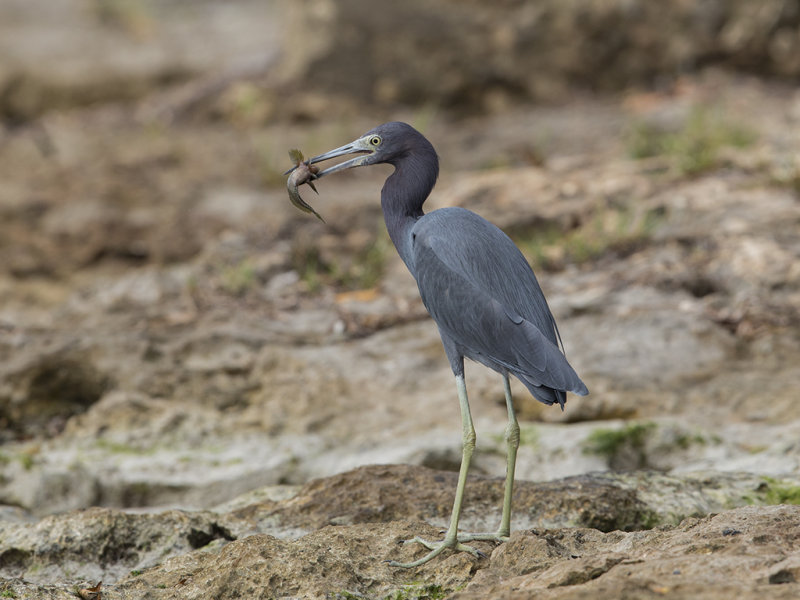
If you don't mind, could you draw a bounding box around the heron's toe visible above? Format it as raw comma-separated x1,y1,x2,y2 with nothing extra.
389,536,485,568
457,532,510,545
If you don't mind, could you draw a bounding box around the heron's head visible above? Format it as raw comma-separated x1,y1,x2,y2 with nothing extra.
289,122,437,180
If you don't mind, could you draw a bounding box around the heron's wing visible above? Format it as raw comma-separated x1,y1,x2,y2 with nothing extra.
411,209,587,397
415,208,559,342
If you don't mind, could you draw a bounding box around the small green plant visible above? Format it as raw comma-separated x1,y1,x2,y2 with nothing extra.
761,477,800,505
130,569,142,577
292,245,325,293
583,422,657,470
626,106,756,176
292,233,389,293
383,583,448,600
219,259,258,296
220,82,272,127
514,204,664,271
348,235,390,290
94,438,147,455
1,589,18,598
16,448,39,471
570,204,663,264
674,432,708,450
335,592,366,600
513,222,566,269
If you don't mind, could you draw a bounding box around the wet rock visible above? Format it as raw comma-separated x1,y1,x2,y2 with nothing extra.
456,505,800,599
2,468,799,599
234,465,800,538
115,521,470,600
0,507,242,585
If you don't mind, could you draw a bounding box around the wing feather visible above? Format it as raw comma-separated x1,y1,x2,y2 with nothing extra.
410,209,587,399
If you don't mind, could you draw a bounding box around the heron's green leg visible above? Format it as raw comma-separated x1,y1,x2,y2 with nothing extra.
457,373,518,543
497,373,519,537
388,374,483,568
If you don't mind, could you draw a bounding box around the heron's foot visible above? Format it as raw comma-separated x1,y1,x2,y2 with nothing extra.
387,535,485,568
457,531,509,544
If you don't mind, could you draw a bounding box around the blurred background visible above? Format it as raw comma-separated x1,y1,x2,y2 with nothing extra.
1,0,799,523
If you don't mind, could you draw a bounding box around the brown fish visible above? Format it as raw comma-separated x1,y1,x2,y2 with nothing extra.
287,149,324,222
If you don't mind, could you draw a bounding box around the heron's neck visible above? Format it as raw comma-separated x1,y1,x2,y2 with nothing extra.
381,155,436,272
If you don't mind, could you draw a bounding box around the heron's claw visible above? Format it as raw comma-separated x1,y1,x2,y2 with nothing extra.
388,535,485,568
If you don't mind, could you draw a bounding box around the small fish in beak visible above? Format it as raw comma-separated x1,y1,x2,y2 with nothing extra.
286,149,324,222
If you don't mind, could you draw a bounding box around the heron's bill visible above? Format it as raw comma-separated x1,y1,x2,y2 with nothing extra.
284,136,375,179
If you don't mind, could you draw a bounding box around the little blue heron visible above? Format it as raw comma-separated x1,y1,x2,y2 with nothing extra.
292,122,588,568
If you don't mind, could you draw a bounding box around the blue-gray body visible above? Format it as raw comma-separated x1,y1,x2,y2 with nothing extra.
410,207,586,406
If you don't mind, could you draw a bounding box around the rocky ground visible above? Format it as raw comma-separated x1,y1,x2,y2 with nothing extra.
2,1,800,599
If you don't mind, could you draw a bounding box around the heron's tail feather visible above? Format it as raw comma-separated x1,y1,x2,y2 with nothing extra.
516,371,588,411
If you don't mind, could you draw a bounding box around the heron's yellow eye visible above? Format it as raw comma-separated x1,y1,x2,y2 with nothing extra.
370,136,382,146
